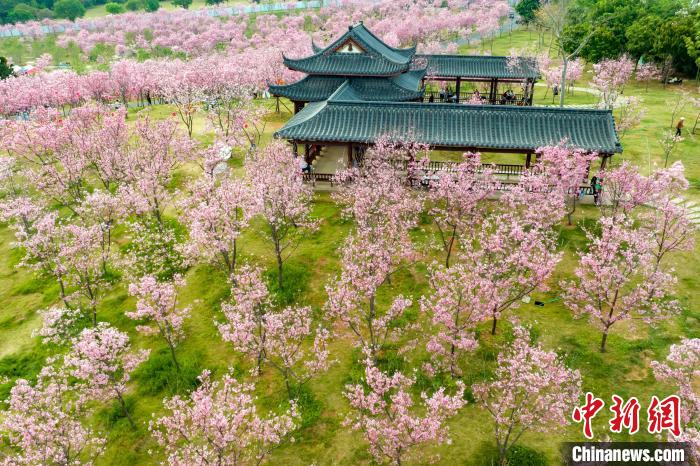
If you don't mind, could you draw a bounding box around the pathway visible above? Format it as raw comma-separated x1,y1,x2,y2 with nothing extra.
672,198,700,228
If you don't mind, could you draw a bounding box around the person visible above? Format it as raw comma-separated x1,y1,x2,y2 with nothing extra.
592,176,602,206
676,117,685,136
299,157,310,174
553,85,559,97
472,89,481,101
428,94,435,103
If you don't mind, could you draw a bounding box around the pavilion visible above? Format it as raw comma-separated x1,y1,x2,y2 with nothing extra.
271,23,622,182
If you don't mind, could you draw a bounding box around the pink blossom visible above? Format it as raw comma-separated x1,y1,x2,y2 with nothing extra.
473,326,582,464
344,355,466,465
150,369,299,465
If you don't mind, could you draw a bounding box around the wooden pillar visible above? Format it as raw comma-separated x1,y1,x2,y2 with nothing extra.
292,142,298,156
347,143,353,167
456,77,461,103
489,78,498,104
304,144,310,162
600,154,610,169
293,101,305,114
525,152,532,168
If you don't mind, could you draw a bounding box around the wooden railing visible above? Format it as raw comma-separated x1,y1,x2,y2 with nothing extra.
391,160,525,176
421,90,529,106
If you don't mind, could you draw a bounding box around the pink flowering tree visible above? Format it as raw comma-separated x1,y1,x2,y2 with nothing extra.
150,369,299,465
246,142,317,288
640,162,695,273
343,354,466,465
597,162,658,219
473,326,581,465
180,173,255,279
635,63,662,92
651,338,700,459
218,265,331,397
591,55,634,109
325,232,414,361
615,96,647,140
76,190,122,275
460,210,561,335
119,220,187,282
119,115,195,226
60,224,108,326
33,306,85,346
562,216,679,352
64,323,150,428
421,262,491,376
127,275,189,373
0,366,105,464
534,144,597,225
427,152,495,267
4,209,72,307
334,138,424,238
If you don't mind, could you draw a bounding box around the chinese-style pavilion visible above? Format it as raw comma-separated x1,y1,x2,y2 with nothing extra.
271,23,622,183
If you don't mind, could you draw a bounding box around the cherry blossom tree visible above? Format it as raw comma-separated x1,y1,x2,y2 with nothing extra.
344,354,466,465
0,365,105,465
325,232,414,361
427,152,495,267
535,144,596,225
127,275,189,373
562,216,679,352
76,190,122,275
180,172,255,279
635,63,662,92
119,219,186,282
150,369,299,466
473,326,581,465
33,306,85,346
591,55,634,110
615,96,647,140
60,224,108,326
597,162,659,220
334,138,424,238
119,115,195,226
651,338,700,460
64,323,149,428
246,142,317,288
640,162,695,273
421,261,491,376
218,266,331,396
460,209,561,335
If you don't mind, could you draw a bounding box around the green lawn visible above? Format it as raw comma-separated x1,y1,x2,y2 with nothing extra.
0,27,699,466
83,0,250,19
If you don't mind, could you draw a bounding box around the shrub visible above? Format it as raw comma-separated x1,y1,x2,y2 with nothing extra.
105,2,125,13
144,0,159,12
506,445,549,466
125,0,142,10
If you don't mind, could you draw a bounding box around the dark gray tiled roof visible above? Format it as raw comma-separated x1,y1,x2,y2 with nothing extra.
275,87,621,154
284,23,415,76
269,69,426,102
416,54,539,79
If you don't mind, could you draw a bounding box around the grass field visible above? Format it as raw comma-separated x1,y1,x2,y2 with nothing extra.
83,0,250,19
0,27,699,465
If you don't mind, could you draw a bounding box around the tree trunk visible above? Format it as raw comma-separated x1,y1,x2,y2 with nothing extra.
491,314,498,335
559,56,568,108
167,340,181,373
116,391,136,429
600,330,609,353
